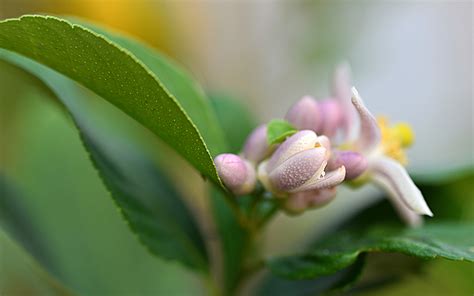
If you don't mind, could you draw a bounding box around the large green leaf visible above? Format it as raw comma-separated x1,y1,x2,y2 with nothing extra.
67,17,227,156
0,55,210,272
77,114,210,271
0,15,223,187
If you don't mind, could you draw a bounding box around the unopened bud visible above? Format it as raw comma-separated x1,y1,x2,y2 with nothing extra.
329,150,368,180
284,187,337,215
319,99,343,138
258,130,345,196
214,154,256,195
242,124,270,164
285,96,322,132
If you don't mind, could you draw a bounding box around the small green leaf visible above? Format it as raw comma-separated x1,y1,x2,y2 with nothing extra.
266,119,297,145
1,57,210,272
268,222,474,280
0,15,222,187
209,93,257,153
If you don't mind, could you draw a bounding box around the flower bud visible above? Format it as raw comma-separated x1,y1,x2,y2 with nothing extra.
258,130,345,197
283,187,337,215
328,151,368,180
319,99,343,138
285,96,322,132
242,124,270,164
214,153,256,195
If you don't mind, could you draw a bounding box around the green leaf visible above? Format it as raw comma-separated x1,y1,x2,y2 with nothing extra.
0,15,222,187
67,17,228,156
78,115,210,271
269,222,474,280
266,119,297,145
209,93,257,153
0,56,210,271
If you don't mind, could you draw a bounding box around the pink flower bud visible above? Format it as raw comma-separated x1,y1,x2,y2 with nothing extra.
285,96,322,132
319,99,343,138
269,147,327,192
328,151,368,180
284,187,337,215
214,154,256,195
258,131,345,196
242,124,270,164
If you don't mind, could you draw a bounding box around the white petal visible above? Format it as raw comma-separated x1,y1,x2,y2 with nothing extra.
372,172,423,227
290,166,346,192
351,87,381,153
371,156,433,217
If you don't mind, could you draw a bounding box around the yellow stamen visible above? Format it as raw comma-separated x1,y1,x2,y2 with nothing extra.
392,122,415,148
377,116,414,166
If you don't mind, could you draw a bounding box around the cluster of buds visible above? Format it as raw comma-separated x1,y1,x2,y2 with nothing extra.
214,65,432,226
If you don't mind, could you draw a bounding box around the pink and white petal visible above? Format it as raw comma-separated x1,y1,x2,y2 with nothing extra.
242,124,270,164
306,187,338,208
291,166,346,192
351,87,381,153
370,156,433,217
329,151,368,180
266,130,318,172
319,99,343,138
331,63,354,138
269,147,327,192
285,96,322,132
283,193,309,215
371,173,423,227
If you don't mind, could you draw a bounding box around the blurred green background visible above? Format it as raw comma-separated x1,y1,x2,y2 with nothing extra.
1,1,473,295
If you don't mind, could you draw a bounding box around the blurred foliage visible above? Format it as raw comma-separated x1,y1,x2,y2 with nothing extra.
0,231,73,295
1,86,201,294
